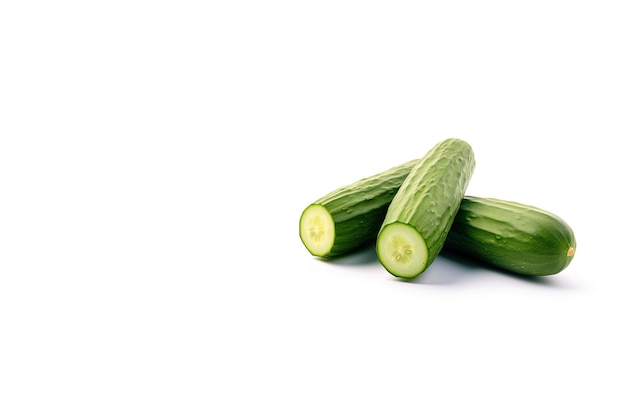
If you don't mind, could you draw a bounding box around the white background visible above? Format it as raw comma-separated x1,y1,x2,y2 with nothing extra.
1,1,624,416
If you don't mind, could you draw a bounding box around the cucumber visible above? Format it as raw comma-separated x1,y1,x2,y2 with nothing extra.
376,138,475,279
299,158,420,257
444,196,576,276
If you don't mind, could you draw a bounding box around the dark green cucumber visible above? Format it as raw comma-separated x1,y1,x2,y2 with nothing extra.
444,196,576,276
376,138,475,279
299,158,420,257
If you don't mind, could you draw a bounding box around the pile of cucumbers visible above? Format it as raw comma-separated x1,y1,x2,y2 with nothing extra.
299,138,576,280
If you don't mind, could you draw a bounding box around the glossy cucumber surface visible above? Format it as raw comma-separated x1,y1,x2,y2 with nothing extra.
445,196,576,276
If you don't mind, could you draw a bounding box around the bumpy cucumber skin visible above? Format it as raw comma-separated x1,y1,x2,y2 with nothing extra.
445,196,576,276
300,158,420,257
379,138,475,276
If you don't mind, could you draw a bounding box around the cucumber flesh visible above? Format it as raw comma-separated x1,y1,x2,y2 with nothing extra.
299,204,335,257
376,222,428,278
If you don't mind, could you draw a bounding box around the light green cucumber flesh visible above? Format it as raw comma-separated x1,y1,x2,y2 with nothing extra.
376,223,428,278
299,204,335,257
299,158,420,257
377,138,475,279
445,196,576,276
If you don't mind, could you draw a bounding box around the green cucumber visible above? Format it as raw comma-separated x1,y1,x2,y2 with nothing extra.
376,138,475,279
299,158,420,257
444,196,576,276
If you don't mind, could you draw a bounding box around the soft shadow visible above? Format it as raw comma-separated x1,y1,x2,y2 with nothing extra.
317,244,379,266
434,248,573,289
313,245,577,289
405,250,485,286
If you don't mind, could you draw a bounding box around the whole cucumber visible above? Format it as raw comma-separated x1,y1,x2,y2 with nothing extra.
445,196,576,276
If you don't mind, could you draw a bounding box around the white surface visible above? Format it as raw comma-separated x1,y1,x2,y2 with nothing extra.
1,1,624,416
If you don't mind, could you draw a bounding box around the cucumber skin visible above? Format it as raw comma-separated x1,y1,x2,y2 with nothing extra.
379,138,475,274
301,158,420,257
445,196,576,276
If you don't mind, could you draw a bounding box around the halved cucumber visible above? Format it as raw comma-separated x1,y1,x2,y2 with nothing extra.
377,138,475,279
299,158,420,257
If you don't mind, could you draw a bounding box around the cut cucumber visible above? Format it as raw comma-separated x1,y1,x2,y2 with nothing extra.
299,158,420,257
377,138,475,279
444,196,576,276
